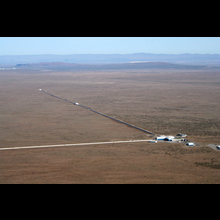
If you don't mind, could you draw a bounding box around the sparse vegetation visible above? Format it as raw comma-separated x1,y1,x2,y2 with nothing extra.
0,66,220,183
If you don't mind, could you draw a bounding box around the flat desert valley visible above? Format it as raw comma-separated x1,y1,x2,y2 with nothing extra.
1,66,220,183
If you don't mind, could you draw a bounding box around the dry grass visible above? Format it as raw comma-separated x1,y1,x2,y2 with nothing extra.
1,143,220,183
0,68,220,183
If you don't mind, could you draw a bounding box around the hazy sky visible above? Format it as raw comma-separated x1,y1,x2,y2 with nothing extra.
0,37,220,55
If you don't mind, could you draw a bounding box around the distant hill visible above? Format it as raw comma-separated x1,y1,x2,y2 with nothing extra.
16,62,78,67
1,53,220,66
14,61,209,70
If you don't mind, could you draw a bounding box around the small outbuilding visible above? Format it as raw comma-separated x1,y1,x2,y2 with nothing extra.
176,133,187,137
150,140,157,143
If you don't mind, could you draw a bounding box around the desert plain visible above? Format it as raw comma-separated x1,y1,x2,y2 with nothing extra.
0,66,220,183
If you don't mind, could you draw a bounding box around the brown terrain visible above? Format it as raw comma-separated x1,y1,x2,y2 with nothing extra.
0,65,220,183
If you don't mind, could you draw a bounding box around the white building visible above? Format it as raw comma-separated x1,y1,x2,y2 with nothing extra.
164,136,175,141
156,135,166,140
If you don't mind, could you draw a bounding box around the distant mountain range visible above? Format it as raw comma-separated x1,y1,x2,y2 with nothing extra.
1,53,220,66
14,61,212,70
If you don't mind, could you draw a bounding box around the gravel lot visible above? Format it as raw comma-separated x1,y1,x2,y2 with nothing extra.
207,144,220,151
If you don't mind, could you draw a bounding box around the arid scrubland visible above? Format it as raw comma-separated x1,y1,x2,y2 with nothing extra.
0,67,220,183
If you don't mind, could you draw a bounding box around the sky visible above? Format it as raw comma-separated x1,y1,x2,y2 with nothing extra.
0,37,220,55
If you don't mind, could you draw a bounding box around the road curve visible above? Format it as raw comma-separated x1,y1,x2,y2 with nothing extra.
0,139,154,151
39,89,156,135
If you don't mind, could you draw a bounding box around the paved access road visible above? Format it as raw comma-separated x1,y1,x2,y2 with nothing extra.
0,139,154,151
39,89,156,135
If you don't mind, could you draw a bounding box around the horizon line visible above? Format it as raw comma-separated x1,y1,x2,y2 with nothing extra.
1,52,220,56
